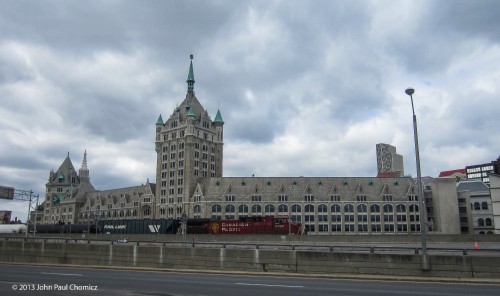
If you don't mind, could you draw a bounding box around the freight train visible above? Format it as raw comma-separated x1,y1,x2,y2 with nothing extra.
187,216,303,235
28,216,303,235
0,224,27,234
31,223,100,234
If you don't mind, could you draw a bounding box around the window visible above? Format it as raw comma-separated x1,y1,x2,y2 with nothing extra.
291,204,301,223
239,204,249,214
251,204,262,215
481,202,488,210
331,194,340,201
225,195,235,202
251,195,262,202
278,204,288,214
331,204,341,222
408,195,418,202
485,218,492,226
356,195,367,202
212,204,222,213
344,204,355,222
304,194,314,202
473,202,481,210
318,204,328,222
478,218,484,227
225,204,235,213
264,204,275,215
304,204,315,233
382,194,393,201
278,194,288,202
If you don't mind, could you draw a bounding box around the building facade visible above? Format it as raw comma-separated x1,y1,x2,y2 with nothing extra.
490,174,500,234
466,157,500,185
457,180,494,234
376,143,404,177
34,56,465,235
154,55,224,220
42,152,95,225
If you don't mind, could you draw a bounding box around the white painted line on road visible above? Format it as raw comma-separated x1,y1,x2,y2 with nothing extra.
41,272,83,277
236,283,303,288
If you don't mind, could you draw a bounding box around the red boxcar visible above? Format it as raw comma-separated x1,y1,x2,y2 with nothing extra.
187,216,303,235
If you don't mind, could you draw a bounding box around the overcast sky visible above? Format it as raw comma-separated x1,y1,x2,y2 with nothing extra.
1,0,499,222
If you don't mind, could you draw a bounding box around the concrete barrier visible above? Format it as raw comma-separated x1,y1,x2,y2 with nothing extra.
1,240,499,279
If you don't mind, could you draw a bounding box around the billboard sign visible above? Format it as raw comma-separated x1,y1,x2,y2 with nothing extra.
0,186,15,200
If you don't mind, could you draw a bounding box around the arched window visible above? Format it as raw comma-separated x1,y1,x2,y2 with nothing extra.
212,204,222,213
383,204,393,213
225,204,235,213
278,204,288,213
238,204,249,213
291,204,301,223
264,204,275,214
409,204,419,212
485,218,492,226
344,204,354,212
474,202,481,210
193,205,201,213
482,202,488,210
331,204,342,227
251,204,262,213
396,204,406,212
318,204,327,213
224,204,235,219
305,204,315,213
357,204,367,213
370,204,380,213
478,218,484,226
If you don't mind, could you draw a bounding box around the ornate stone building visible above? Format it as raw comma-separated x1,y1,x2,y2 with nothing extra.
35,55,464,235
154,55,224,220
154,56,461,235
38,151,155,225
42,152,94,224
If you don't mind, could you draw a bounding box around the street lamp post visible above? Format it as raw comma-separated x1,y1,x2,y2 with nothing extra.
405,88,429,270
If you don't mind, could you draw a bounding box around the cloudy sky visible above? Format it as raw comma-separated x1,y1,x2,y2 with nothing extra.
1,0,499,222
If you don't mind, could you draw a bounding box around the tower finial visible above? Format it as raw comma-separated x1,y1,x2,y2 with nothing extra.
187,54,195,93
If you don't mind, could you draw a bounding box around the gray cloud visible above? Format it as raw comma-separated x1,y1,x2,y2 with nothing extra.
1,0,499,221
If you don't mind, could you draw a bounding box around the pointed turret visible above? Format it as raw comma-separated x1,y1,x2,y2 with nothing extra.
214,109,224,123
187,54,195,93
79,150,90,182
156,114,163,125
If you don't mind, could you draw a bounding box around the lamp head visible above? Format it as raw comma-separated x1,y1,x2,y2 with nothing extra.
405,88,415,96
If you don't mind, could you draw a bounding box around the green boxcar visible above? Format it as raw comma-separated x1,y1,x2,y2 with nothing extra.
98,219,180,234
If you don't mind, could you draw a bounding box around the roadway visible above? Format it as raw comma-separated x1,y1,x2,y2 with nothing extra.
0,263,499,296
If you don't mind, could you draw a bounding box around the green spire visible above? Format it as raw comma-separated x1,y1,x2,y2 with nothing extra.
214,109,224,123
187,54,195,93
187,105,195,117
156,114,163,125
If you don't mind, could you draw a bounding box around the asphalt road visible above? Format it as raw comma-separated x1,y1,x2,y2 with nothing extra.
0,264,499,296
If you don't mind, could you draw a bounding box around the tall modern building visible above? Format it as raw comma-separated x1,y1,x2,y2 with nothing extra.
154,55,224,220
376,143,404,177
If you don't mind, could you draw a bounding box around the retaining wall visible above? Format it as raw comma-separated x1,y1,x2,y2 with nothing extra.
1,240,499,279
